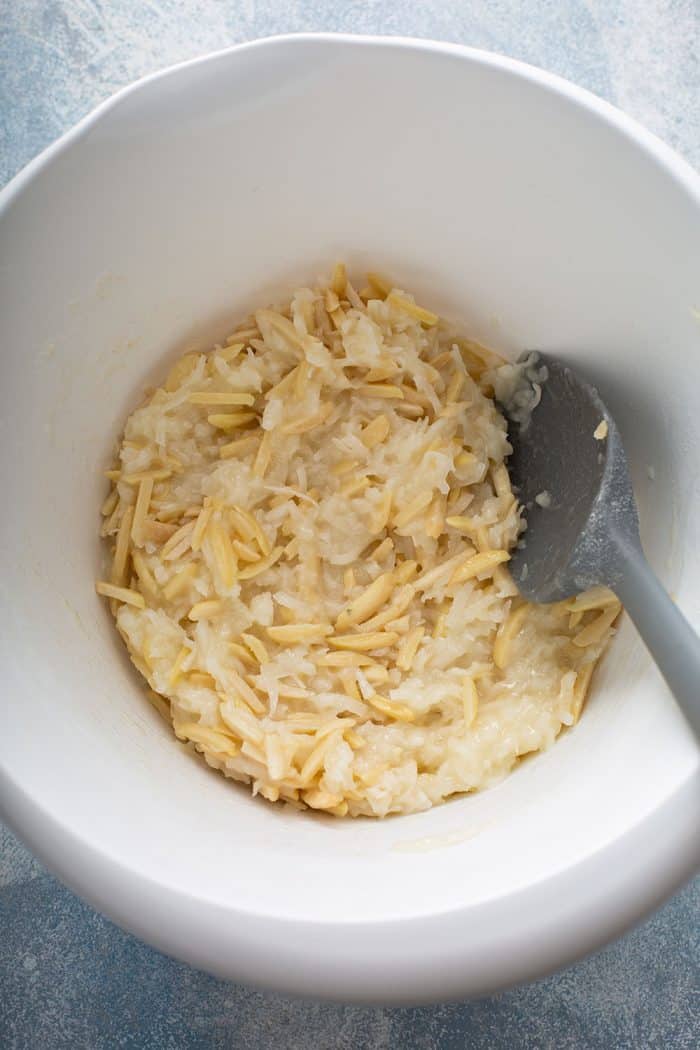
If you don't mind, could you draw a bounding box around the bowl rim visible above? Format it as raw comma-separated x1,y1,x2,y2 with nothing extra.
1,33,698,1003
2,32,699,211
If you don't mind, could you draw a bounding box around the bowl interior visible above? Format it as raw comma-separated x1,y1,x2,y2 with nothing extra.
1,37,699,929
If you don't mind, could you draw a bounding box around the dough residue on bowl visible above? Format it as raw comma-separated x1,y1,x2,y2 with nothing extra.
97,266,619,817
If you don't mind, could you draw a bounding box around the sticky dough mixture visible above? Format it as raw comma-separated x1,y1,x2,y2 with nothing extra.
97,267,619,817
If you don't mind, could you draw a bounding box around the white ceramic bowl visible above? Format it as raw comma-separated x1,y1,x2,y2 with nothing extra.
1,35,699,1004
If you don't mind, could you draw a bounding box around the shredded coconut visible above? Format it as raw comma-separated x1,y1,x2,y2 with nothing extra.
97,267,619,817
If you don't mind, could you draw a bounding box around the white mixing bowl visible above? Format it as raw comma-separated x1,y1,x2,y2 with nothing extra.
1,35,698,1003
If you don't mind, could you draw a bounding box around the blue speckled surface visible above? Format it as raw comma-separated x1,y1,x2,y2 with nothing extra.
1,2,699,1046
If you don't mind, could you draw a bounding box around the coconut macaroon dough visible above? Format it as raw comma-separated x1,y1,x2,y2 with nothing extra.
97,266,619,817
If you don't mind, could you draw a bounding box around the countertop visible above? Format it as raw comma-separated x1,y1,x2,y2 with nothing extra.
1,2,698,1047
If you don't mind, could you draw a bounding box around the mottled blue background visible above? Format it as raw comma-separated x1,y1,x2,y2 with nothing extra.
1,2,699,1047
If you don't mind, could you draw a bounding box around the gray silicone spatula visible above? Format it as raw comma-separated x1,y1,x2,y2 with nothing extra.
499,352,700,739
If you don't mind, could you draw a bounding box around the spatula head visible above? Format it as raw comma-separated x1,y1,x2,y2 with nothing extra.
499,353,639,603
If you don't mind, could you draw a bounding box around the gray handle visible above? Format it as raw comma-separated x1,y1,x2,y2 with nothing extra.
612,538,700,740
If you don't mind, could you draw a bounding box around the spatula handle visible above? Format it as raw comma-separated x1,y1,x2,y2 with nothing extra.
612,538,700,740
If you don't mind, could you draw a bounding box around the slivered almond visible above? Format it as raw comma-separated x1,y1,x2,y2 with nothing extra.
207,520,237,587
131,551,158,597
415,550,472,591
142,519,179,543
275,684,311,700
361,583,415,632
331,458,359,476
432,609,448,639
241,743,268,767
328,631,399,651
396,626,424,671
475,527,491,552
364,363,400,383
165,352,200,391
446,370,465,403
232,538,259,562
336,572,394,629
237,546,283,580
229,642,257,668
339,670,361,701
191,504,213,552
253,431,273,477
316,652,378,668
122,468,172,484
255,308,306,353
162,563,198,600
462,676,479,726
267,624,333,644
188,599,224,621
219,434,259,459
154,504,187,523
491,463,512,499
445,515,478,533
572,605,620,647
215,341,244,362
228,667,266,714
567,586,619,613
440,401,469,419
174,722,239,757
394,402,424,418
370,488,393,533
367,694,415,722
294,360,310,398
393,490,433,528
450,550,510,584
572,664,595,722
493,603,530,669
265,734,287,781
284,536,300,560
424,496,446,539
95,581,145,608
168,645,191,685
101,488,119,518
303,789,344,811
393,560,418,585
280,402,333,435
131,476,154,546
220,701,264,747
365,271,392,298
161,520,196,561
345,728,364,749
231,505,271,556
227,327,258,343
187,672,217,689
324,287,342,318
363,665,389,685
190,391,255,406
387,292,438,326
340,475,370,499
102,490,123,528
264,365,300,401
330,261,347,296
111,504,134,585
299,729,342,784
372,537,394,561
358,383,404,399
208,411,257,430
